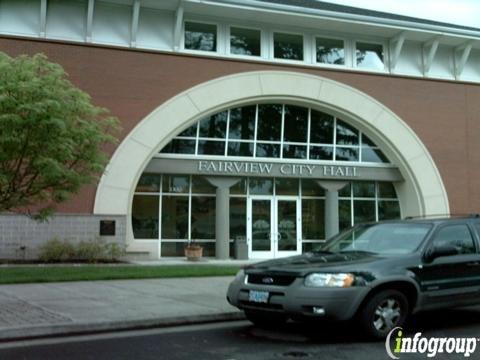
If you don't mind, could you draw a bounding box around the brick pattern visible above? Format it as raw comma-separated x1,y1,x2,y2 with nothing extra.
0,214,126,259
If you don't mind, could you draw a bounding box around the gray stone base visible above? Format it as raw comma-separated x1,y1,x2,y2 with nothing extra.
0,214,127,260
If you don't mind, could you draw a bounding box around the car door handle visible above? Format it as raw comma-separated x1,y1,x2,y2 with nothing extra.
467,261,480,266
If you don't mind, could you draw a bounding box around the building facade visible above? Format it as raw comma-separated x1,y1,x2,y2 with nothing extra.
0,0,479,260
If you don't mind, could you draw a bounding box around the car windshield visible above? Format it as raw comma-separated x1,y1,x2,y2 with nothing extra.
319,222,433,255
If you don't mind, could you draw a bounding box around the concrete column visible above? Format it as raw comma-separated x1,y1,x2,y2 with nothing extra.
317,181,349,240
205,177,241,259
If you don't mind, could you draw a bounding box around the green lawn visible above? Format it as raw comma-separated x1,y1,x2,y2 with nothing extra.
0,265,240,284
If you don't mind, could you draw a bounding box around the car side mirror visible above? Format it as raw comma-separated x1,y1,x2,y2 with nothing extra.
424,245,458,262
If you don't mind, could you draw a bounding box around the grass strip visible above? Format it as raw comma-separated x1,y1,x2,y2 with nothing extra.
0,265,240,284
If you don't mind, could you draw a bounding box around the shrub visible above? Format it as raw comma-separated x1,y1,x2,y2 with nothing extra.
39,238,75,262
38,237,126,263
104,242,127,261
75,238,106,263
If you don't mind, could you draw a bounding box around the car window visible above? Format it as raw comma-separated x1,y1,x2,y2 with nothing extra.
322,223,432,255
431,225,475,255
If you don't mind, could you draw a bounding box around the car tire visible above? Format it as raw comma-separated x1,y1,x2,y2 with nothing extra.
358,289,409,340
244,310,287,328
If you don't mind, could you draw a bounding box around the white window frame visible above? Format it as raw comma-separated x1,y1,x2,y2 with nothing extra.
227,25,263,59
181,19,220,55
313,35,347,68
353,39,388,72
271,29,306,64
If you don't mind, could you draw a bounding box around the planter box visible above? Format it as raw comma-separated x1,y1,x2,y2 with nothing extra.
184,245,203,261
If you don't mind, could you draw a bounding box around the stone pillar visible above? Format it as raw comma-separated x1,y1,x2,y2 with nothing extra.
205,177,241,259
317,181,349,240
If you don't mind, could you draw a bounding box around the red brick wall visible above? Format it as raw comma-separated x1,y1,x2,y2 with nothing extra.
2,37,479,215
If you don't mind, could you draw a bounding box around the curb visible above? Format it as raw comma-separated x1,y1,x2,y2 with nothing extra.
0,311,246,343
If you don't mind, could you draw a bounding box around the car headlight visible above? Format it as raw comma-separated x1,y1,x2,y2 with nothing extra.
234,269,245,281
304,273,355,288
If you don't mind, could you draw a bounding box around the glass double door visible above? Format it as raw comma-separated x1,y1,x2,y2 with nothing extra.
247,196,301,259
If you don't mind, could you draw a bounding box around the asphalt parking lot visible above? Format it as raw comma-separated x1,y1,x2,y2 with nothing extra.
2,306,480,360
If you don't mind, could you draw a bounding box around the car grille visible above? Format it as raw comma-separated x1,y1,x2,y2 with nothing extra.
246,274,297,286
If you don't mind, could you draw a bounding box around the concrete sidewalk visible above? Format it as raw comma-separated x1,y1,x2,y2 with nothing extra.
0,276,244,342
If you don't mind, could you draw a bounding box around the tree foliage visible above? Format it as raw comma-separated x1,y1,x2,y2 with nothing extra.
0,53,119,219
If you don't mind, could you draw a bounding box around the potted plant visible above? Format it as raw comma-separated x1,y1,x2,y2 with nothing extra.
184,240,203,261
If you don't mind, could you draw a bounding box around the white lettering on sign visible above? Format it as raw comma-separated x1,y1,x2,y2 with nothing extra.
198,160,358,178
322,165,357,177
198,160,274,175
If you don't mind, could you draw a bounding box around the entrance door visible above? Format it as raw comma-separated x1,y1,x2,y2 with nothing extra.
247,196,301,259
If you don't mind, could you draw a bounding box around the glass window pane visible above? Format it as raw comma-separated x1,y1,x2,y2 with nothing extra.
161,242,187,257
362,146,389,163
177,124,197,137
274,32,303,60
199,111,227,138
191,196,215,239
316,37,344,65
230,178,247,195
230,198,246,240
161,196,188,239
256,143,280,158
252,200,271,251
191,176,216,194
283,144,307,159
230,27,260,56
135,173,160,193
339,200,351,231
227,142,254,157
162,175,190,193
339,183,351,197
132,195,159,239
275,178,299,195
184,22,217,52
283,105,308,142
197,140,225,155
249,177,273,195
228,106,256,140
303,242,320,253
356,42,384,70
310,146,333,160
432,225,475,254
353,200,376,224
353,182,375,198
378,182,397,199
310,110,334,144
336,120,359,145
335,147,359,161
277,200,298,251
302,199,325,240
160,139,196,154
257,104,282,141
361,134,377,147
302,179,325,196
378,201,401,220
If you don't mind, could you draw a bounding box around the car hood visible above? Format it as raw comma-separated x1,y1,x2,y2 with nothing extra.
245,252,388,276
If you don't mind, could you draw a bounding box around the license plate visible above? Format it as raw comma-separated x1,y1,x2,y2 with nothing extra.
249,290,269,303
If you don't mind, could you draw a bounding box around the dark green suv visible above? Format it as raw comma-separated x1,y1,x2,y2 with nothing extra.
227,216,480,339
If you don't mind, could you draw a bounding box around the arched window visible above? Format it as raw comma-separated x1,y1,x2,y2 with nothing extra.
159,103,389,163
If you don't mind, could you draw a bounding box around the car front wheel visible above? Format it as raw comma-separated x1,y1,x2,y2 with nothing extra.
358,289,409,339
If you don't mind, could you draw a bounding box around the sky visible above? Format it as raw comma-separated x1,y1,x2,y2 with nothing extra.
322,0,480,28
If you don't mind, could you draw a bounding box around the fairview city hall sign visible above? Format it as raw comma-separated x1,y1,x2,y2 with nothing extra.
146,158,404,182
198,160,358,177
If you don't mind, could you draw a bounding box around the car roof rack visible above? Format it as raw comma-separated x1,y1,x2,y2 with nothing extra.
404,213,480,220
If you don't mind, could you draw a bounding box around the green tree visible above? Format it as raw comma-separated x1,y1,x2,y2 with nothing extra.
0,53,119,219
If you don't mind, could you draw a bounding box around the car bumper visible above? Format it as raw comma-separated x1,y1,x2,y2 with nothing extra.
227,274,370,321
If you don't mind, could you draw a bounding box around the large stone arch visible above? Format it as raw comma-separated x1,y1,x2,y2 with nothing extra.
94,71,449,247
